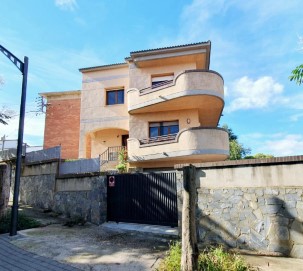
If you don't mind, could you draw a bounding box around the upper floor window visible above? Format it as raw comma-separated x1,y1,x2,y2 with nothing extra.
106,88,124,105
149,121,179,138
151,73,174,89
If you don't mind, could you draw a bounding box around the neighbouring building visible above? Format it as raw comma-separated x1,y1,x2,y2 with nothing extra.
40,41,229,170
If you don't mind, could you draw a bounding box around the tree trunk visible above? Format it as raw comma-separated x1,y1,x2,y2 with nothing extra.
181,165,199,271
0,163,11,217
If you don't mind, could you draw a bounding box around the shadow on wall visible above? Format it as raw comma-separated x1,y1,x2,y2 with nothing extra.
197,184,303,257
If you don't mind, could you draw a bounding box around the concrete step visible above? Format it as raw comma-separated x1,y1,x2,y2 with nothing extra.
101,222,179,239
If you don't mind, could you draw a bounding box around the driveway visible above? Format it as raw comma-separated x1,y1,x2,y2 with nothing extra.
8,223,169,271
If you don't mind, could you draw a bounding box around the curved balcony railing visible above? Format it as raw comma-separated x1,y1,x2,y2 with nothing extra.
127,70,224,113
127,127,229,163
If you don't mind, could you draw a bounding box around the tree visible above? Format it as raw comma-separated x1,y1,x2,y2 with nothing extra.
222,124,251,160
244,153,274,159
289,64,303,85
289,36,303,85
0,77,14,125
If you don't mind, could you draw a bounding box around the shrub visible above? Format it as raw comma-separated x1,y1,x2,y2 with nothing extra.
0,210,41,234
157,242,254,271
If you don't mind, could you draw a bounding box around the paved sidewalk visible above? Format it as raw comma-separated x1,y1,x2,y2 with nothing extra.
0,234,80,271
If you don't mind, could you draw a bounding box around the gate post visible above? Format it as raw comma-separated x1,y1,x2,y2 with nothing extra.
181,165,199,271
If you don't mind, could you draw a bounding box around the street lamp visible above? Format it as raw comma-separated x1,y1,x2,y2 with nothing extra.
0,44,28,236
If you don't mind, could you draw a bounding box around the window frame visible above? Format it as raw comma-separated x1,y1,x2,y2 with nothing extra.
151,73,174,89
148,120,179,138
105,87,125,106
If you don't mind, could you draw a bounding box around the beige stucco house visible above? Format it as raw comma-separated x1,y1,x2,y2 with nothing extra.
41,41,229,170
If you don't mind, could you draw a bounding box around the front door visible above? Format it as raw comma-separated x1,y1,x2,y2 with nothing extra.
122,135,129,147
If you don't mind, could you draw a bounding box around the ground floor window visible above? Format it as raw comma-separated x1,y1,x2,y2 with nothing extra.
149,121,179,138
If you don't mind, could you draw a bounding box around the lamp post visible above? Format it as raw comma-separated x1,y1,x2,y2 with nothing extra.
0,44,28,236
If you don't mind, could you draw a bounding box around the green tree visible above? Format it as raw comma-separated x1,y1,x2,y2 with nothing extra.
222,124,251,160
289,64,303,85
289,36,303,85
245,153,274,159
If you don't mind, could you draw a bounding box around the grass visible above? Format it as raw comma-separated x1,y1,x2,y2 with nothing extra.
0,210,41,234
157,242,254,271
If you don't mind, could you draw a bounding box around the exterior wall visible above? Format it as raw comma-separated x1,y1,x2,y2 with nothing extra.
91,128,128,157
129,109,199,139
176,156,303,258
79,65,129,158
20,161,58,209
53,176,107,225
0,163,12,216
19,161,107,225
128,128,229,168
43,93,80,159
129,62,196,90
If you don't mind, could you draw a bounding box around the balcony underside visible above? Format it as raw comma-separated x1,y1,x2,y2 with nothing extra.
127,127,229,167
129,93,223,126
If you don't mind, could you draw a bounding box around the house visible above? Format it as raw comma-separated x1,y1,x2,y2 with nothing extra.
40,41,229,170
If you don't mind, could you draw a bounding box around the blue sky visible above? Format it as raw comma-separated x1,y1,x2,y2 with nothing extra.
0,0,303,156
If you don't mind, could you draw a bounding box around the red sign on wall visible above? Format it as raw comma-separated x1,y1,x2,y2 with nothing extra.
109,176,115,187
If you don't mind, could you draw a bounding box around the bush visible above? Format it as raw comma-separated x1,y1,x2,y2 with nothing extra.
0,211,41,234
157,242,254,271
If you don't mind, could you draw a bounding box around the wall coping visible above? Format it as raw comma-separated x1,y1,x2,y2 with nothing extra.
175,155,303,169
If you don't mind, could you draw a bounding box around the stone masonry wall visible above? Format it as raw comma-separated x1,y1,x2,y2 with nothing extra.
19,161,107,225
197,187,303,258
53,176,107,224
20,174,56,210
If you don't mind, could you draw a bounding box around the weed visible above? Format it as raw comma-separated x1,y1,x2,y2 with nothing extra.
157,242,254,271
0,210,41,234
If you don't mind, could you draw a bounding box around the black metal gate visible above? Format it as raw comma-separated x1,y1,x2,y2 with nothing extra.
107,172,178,227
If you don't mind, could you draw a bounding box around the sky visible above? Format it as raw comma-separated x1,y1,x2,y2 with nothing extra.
0,0,303,156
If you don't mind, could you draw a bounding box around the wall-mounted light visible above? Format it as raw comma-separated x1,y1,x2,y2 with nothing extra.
187,118,191,124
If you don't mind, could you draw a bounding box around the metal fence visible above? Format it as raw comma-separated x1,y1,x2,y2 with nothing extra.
25,146,61,164
59,157,100,175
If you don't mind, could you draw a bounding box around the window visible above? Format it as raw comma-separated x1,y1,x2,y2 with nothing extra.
106,88,124,105
149,121,179,137
151,73,174,88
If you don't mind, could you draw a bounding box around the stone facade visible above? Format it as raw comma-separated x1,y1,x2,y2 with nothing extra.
197,187,303,257
53,176,107,224
19,161,107,225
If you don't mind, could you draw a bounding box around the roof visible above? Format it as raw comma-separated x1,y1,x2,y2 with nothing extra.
79,62,127,72
129,41,211,54
39,90,81,98
79,41,211,71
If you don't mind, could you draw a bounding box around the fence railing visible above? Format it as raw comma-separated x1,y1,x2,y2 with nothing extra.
100,146,126,165
139,133,177,145
139,80,173,94
25,146,61,164
59,157,100,175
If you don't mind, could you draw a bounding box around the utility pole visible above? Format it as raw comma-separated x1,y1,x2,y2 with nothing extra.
0,44,28,236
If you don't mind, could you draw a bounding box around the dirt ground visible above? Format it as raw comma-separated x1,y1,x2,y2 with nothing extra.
9,206,303,271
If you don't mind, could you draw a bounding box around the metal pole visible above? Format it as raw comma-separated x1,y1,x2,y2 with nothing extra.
10,56,28,236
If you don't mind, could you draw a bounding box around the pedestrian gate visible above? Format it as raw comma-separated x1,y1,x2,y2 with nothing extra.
107,172,178,227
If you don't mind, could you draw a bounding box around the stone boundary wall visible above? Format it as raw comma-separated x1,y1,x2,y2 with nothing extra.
176,156,303,258
19,161,107,225
53,176,107,224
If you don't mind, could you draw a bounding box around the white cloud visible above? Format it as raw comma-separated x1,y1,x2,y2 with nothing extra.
54,0,78,11
225,76,284,112
264,134,303,156
290,112,303,122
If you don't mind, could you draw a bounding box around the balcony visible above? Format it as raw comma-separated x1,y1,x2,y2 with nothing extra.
127,127,229,165
127,70,224,126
